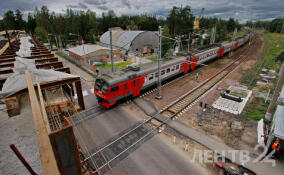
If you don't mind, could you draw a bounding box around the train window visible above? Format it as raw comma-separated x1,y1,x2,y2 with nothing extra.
133,80,136,87
155,72,159,77
102,84,108,94
111,86,118,92
167,68,170,73
125,84,127,90
176,65,179,70
137,79,140,85
149,74,154,80
171,66,175,71
161,70,165,75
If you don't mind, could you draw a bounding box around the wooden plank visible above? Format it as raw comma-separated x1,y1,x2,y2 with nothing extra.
25,70,60,175
0,38,16,55
36,77,51,134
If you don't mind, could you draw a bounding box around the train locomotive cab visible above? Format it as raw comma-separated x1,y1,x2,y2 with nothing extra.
94,78,116,108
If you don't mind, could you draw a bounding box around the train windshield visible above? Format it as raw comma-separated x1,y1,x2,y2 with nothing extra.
102,84,108,94
95,79,109,94
95,79,102,90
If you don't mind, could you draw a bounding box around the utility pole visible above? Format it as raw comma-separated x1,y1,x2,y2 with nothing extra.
58,35,62,50
54,36,59,49
156,26,163,99
109,29,114,72
46,34,51,50
187,33,190,52
229,28,237,57
276,22,284,48
265,63,284,120
210,26,216,45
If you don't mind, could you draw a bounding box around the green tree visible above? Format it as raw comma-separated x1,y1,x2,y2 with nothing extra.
15,9,25,29
167,6,194,36
26,13,36,34
3,10,16,30
34,26,47,42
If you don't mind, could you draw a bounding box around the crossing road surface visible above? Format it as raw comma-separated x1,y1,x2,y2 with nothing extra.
105,134,204,175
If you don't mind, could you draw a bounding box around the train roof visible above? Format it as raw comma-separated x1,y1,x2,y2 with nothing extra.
98,55,187,85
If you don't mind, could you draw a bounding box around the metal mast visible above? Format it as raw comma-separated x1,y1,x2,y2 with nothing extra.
229,28,237,57
210,26,216,45
156,26,163,99
109,29,114,72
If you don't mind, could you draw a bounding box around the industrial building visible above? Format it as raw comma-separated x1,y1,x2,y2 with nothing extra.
67,44,121,64
99,29,158,55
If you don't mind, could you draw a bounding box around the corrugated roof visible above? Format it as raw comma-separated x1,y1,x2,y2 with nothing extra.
67,44,110,56
100,30,144,51
273,105,284,140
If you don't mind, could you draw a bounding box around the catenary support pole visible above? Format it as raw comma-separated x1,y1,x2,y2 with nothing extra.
109,29,114,72
229,28,237,57
156,26,163,99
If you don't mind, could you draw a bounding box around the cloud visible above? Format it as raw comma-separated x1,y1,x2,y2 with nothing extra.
84,0,107,6
97,5,109,11
78,3,88,9
0,0,283,22
67,2,87,9
121,0,131,9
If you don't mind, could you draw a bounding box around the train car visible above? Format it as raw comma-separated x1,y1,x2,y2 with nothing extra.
94,35,250,108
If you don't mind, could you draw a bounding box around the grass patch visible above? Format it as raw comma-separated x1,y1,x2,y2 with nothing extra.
230,91,247,98
241,30,284,88
261,31,284,70
55,52,97,78
145,56,158,61
243,97,269,120
95,61,132,70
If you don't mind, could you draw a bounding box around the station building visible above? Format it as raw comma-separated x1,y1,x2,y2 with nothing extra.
67,44,121,64
99,29,158,55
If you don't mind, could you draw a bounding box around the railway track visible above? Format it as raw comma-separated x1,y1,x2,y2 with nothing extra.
160,43,258,119
81,34,261,174
70,104,107,125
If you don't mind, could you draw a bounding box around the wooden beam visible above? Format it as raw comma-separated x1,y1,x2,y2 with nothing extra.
25,70,60,175
75,81,85,110
36,77,51,134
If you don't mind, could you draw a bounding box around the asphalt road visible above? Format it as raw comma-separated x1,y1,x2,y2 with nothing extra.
105,134,204,175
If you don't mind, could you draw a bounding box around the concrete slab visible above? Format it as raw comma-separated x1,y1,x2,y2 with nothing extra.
213,86,252,115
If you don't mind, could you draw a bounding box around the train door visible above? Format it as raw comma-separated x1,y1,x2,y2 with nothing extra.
123,82,130,96
132,78,140,97
217,47,225,58
184,62,189,74
234,42,239,50
191,57,198,70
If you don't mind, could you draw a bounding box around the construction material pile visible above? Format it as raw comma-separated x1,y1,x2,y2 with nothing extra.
16,36,34,57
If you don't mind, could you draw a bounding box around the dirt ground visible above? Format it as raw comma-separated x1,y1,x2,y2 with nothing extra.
141,36,265,157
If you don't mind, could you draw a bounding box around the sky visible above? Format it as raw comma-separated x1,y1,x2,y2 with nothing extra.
0,0,283,23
